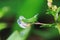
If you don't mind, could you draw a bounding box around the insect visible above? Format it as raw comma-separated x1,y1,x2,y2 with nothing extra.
17,16,49,29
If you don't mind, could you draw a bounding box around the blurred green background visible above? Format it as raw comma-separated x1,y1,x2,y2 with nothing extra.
0,0,60,40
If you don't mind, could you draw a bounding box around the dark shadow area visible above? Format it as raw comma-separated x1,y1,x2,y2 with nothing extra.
27,33,44,40
37,13,55,24
0,13,16,40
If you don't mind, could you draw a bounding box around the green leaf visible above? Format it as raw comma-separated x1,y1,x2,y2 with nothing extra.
0,11,5,18
0,7,9,18
0,23,7,30
57,15,60,23
7,31,22,40
7,27,31,40
55,23,60,34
